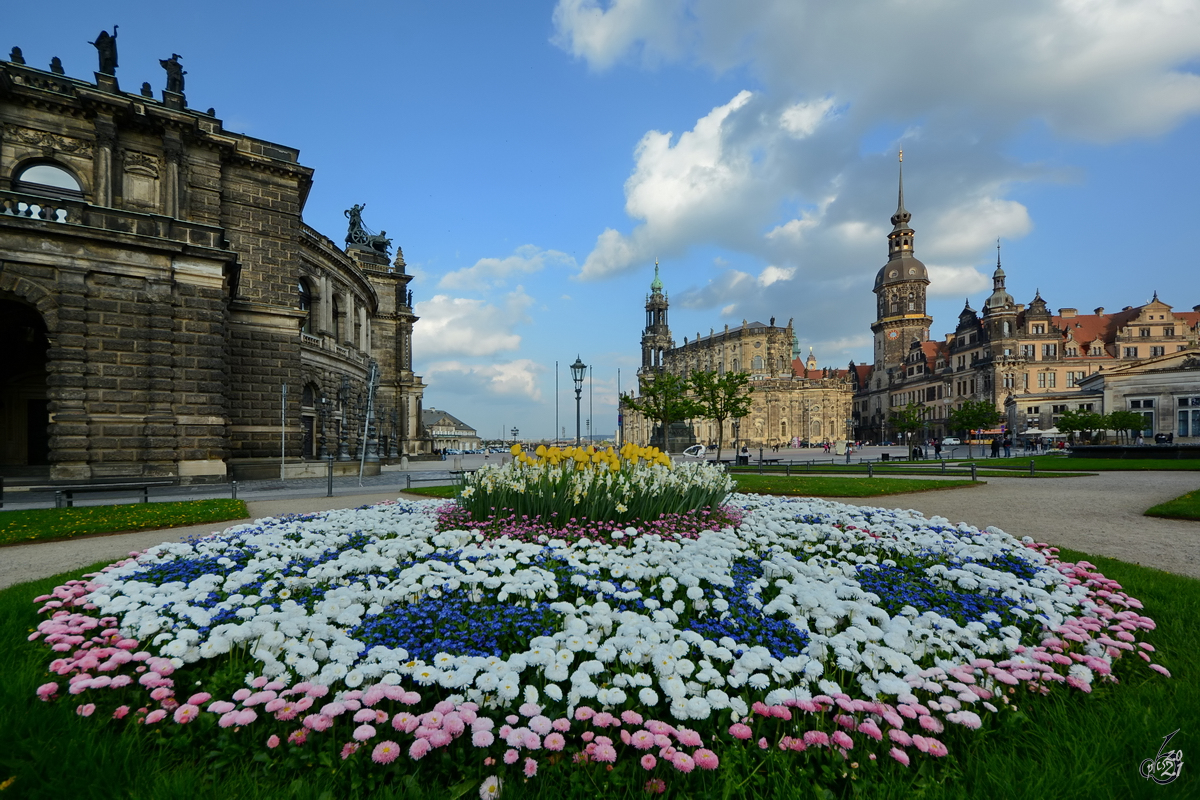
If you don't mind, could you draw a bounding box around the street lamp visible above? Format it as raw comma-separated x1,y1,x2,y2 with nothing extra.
511,427,519,444
570,356,587,446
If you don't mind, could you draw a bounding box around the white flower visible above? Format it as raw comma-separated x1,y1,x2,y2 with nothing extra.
639,687,659,706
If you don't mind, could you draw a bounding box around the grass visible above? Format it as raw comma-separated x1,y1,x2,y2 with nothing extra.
733,474,981,497
1,545,1193,799
402,484,459,499
961,455,1200,472
727,463,1093,479
1145,489,1200,521
0,499,249,547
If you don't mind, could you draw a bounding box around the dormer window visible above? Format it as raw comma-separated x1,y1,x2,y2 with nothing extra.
14,161,83,198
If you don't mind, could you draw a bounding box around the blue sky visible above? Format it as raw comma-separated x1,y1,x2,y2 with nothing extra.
9,1,1200,442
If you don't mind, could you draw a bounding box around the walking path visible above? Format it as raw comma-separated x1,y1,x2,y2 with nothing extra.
2,471,1197,591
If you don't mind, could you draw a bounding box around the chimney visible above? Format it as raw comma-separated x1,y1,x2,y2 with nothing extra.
1122,306,1133,311
1017,304,1025,312
1094,307,1104,315
1058,308,1077,318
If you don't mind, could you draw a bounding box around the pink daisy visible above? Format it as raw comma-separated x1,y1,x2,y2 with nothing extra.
641,754,657,770
372,741,400,764
694,749,719,770
890,746,910,766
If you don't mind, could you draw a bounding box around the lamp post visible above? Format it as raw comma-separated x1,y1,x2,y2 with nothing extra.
570,356,587,446
511,427,519,445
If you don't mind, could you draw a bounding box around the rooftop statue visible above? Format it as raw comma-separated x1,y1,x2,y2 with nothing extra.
9,47,25,65
159,53,185,93
344,204,393,256
89,26,118,75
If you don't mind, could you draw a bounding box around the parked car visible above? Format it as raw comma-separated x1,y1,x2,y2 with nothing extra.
683,444,707,457
941,437,961,445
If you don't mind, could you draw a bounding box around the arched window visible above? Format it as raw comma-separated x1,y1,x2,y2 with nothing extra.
298,279,314,334
752,355,764,371
15,161,82,197
332,297,341,342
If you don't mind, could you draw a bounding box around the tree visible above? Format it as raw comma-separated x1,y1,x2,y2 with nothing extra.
889,402,927,452
688,370,754,461
1104,410,1147,444
947,400,1002,458
1056,409,1106,444
621,371,700,454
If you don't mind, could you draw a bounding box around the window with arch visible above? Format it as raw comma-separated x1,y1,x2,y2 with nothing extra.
332,297,342,342
298,279,314,334
752,355,764,371
14,161,82,197
732,359,739,372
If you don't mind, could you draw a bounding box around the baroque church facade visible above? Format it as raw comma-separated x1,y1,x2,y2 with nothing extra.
624,263,855,450
853,158,1200,443
0,38,427,481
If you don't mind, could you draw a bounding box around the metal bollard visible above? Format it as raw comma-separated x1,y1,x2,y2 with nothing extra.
55,490,64,509
941,460,946,474
786,462,791,476
1030,459,1035,477
971,463,977,481
868,462,874,478
406,474,412,491
231,481,238,501
327,456,335,497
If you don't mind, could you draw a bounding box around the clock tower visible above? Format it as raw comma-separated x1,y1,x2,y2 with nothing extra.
871,152,932,371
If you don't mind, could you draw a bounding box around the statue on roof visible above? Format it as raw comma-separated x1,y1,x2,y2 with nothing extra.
89,26,118,75
344,203,392,256
9,47,25,65
159,53,186,93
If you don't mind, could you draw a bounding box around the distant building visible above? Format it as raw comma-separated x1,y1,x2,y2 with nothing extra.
422,409,480,452
623,265,854,450
0,43,427,481
854,157,1200,444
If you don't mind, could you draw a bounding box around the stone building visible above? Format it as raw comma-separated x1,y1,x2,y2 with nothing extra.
854,157,1200,444
422,408,481,453
0,40,426,481
623,268,854,451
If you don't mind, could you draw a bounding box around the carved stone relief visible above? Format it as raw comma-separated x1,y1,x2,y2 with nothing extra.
4,124,94,158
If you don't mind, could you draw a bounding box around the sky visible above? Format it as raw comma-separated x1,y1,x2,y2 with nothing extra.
8,1,1200,442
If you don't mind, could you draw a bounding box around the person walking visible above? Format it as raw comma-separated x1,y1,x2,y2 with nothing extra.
1003,436,1012,458
933,439,942,459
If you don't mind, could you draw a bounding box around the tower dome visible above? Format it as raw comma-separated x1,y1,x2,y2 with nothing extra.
874,151,928,289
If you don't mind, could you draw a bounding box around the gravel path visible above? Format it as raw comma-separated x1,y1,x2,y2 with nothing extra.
2,472,1197,591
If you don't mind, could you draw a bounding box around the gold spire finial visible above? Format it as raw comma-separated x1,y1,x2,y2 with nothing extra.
898,149,903,163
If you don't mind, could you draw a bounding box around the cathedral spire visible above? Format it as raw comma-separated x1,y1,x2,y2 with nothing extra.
891,150,911,230
650,258,663,293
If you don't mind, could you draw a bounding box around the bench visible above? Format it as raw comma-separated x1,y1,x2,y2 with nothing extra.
52,480,177,509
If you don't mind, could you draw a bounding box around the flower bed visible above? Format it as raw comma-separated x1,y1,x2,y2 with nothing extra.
31,494,1169,796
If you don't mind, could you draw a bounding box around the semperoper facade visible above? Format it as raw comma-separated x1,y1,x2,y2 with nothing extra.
0,34,427,481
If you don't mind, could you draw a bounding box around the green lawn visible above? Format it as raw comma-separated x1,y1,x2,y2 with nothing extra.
733,474,980,497
961,455,1200,472
0,499,249,547
1145,489,1200,521
402,484,459,499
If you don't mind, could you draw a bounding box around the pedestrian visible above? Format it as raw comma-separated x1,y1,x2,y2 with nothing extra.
990,437,1001,458
933,439,942,458
1136,434,1145,446
1003,436,1012,458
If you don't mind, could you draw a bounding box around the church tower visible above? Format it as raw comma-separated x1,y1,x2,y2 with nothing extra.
871,151,932,371
639,260,674,378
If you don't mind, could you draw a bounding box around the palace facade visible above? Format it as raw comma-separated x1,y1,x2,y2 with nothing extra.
853,160,1200,443
1,40,427,481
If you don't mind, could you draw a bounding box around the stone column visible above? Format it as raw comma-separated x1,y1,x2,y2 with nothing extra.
93,119,116,207
162,133,183,219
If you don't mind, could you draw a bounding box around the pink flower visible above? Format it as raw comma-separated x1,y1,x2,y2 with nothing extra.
208,700,236,714
288,729,308,746
187,692,212,706
728,723,752,740
574,706,595,721
802,731,829,747
925,738,949,757
543,731,565,751
519,702,542,717
504,749,520,765
644,778,666,795
429,730,452,748
672,752,695,773
523,757,538,778
232,688,252,702
674,727,702,747
641,754,657,770
36,682,59,701
593,712,615,727
1149,664,1172,678
694,749,719,770
267,735,281,749
919,714,944,733
621,710,644,726
593,743,617,763
890,746,911,766
529,715,553,735
353,724,377,741
552,717,571,732
354,708,377,723
832,731,854,750
409,738,431,760
631,729,656,750
521,730,542,750
372,741,400,764
912,735,931,753
758,737,769,750
173,704,200,724
857,719,883,741
234,708,257,726
76,703,96,717
112,705,130,720
340,742,360,760
144,709,167,724
888,729,913,746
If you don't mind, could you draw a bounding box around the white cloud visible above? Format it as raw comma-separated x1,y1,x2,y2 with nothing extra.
422,359,545,402
412,289,533,357
780,97,836,139
439,245,576,291
551,0,689,70
925,265,991,298
757,265,794,287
